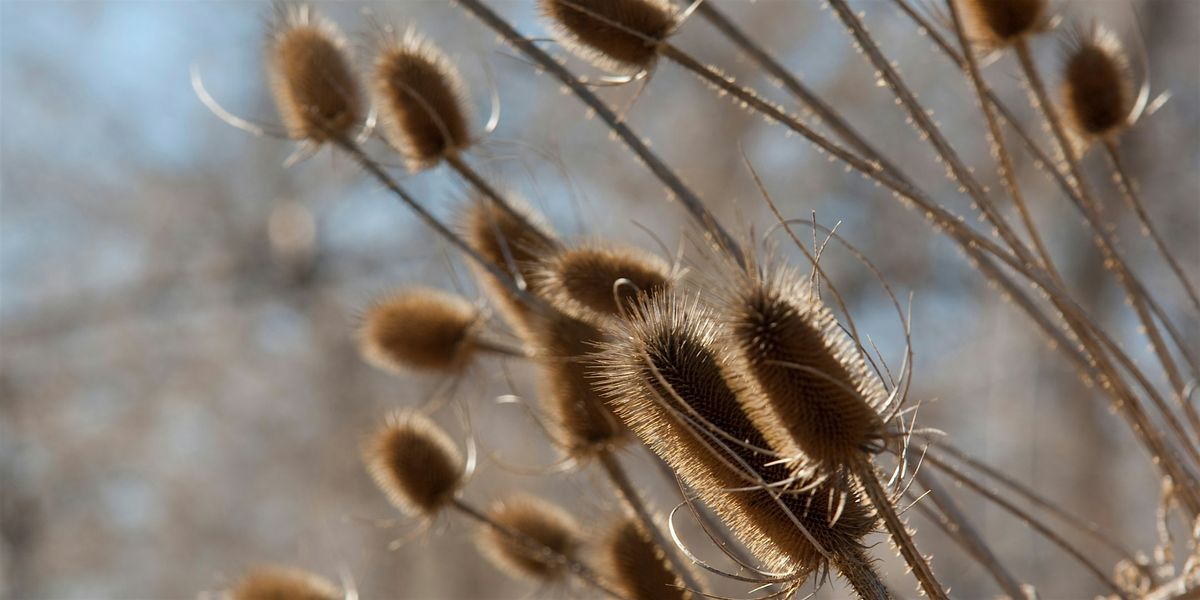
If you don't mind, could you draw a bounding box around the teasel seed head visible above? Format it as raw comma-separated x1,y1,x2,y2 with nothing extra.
372,28,472,172
478,494,582,582
229,566,342,600
603,518,693,600
357,287,481,373
959,0,1048,49
593,295,876,576
531,243,674,325
364,411,463,517
539,0,677,73
267,6,363,144
1062,26,1133,142
723,268,887,471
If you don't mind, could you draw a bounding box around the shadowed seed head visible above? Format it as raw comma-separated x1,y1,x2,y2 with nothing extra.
603,518,692,600
372,28,471,172
539,0,677,73
1062,27,1132,141
358,287,480,373
267,6,362,144
531,243,673,324
593,294,875,576
229,566,342,600
724,268,886,470
364,411,463,517
959,0,1047,48
479,495,581,582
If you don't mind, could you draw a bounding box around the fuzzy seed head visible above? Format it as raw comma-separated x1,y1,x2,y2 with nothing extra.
372,29,471,172
603,518,693,600
364,411,463,517
1063,28,1132,140
358,287,480,373
960,0,1048,48
725,269,886,469
539,0,677,73
479,495,581,582
532,244,673,324
267,6,362,144
229,566,342,600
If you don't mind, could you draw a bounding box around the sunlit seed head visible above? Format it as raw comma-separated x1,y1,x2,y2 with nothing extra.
532,243,674,324
358,287,480,373
478,494,581,582
959,0,1048,49
363,411,463,517
267,6,363,144
229,566,342,600
1062,26,1132,141
603,518,693,600
539,0,677,73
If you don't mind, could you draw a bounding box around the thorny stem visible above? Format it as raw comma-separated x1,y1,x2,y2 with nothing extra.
831,546,891,600
597,450,707,596
452,498,631,600
455,0,747,270
855,458,948,600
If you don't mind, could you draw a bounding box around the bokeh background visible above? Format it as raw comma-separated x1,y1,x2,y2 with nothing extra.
2,1,1197,598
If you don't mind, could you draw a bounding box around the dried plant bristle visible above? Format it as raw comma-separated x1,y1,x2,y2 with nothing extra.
358,287,480,373
1062,27,1132,140
479,494,581,582
372,28,471,171
724,269,887,470
267,6,362,143
539,0,677,73
959,0,1047,48
229,566,342,600
532,243,673,324
364,410,463,517
603,518,692,600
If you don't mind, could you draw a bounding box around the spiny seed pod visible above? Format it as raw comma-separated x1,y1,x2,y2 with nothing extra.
267,6,362,144
229,566,342,600
539,0,677,73
357,287,481,374
372,28,471,172
593,295,876,578
724,268,887,471
1062,27,1133,141
531,243,673,324
364,411,463,517
958,0,1048,49
478,495,581,582
603,518,692,600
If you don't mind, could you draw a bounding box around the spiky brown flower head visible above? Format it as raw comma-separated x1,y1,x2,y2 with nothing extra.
530,243,674,325
267,5,363,144
364,410,463,517
958,0,1049,49
539,0,677,73
603,518,693,600
372,28,472,172
478,494,581,582
357,287,481,374
723,267,888,473
1062,26,1133,143
592,294,876,577
229,566,342,600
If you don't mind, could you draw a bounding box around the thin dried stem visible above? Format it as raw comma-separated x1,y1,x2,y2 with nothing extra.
855,458,947,600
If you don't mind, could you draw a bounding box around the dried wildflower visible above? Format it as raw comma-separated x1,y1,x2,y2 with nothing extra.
539,0,677,73
372,28,471,172
959,0,1048,49
364,411,463,517
603,518,692,600
531,243,673,324
267,6,362,144
478,495,581,582
229,566,342,600
1062,26,1133,141
358,287,480,373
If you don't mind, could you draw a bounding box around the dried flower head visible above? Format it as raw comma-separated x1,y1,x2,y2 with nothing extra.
364,411,463,517
478,494,581,582
229,566,342,600
1062,26,1133,141
531,243,673,324
539,0,677,73
603,518,692,600
959,0,1048,49
372,28,471,172
723,268,887,470
358,287,481,373
267,6,362,144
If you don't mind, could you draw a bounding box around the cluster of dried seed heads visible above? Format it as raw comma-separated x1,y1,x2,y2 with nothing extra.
1061,26,1133,142
478,495,582,582
958,0,1048,49
363,411,463,517
602,518,692,600
532,243,674,324
267,6,363,144
228,566,343,600
539,0,677,73
357,287,481,373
